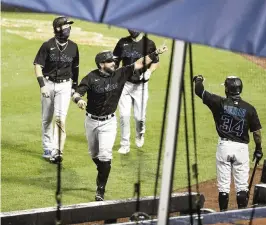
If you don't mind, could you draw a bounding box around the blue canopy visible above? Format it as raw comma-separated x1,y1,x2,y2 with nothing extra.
3,0,266,57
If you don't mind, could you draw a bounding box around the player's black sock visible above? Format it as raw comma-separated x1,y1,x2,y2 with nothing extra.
237,191,248,209
93,158,111,196
219,192,229,211
97,160,111,190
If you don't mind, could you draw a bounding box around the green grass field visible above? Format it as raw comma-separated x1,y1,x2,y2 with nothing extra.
1,12,266,212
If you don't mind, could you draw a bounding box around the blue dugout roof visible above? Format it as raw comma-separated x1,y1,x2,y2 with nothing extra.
2,0,266,57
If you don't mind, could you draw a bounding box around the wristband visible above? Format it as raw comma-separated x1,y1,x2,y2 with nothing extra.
148,52,159,62
37,76,45,88
72,82,78,89
74,97,82,104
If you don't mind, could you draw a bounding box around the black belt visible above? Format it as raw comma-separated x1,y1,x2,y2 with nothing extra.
45,76,71,83
86,113,114,121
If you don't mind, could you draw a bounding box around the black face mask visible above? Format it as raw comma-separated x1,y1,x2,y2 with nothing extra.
128,30,141,38
55,27,71,43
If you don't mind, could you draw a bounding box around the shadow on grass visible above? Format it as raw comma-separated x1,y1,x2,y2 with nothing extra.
66,133,87,144
1,171,95,200
1,139,43,160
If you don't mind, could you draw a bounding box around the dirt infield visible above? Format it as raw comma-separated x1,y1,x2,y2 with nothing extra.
241,54,266,70
177,165,264,211
0,18,118,47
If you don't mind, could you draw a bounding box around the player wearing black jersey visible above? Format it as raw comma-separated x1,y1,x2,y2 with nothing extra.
193,75,263,211
72,44,167,201
113,30,159,154
34,16,79,163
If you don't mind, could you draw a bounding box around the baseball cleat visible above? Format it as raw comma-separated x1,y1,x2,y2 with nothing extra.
50,154,63,164
118,146,130,154
135,134,144,148
42,150,52,159
95,188,105,201
95,193,104,201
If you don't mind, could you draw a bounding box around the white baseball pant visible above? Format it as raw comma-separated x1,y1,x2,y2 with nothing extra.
216,137,249,193
85,114,117,161
41,78,71,156
119,81,148,147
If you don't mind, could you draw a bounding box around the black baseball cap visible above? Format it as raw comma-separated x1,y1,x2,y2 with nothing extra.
53,16,74,29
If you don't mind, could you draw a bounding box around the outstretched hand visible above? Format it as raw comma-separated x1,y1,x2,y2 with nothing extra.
156,44,168,54
193,75,204,83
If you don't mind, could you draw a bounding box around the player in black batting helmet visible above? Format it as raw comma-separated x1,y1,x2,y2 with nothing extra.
72,44,168,201
95,50,117,73
193,74,263,211
224,76,243,96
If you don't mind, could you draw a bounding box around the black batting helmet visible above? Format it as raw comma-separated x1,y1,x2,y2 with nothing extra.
53,16,73,31
95,50,115,68
224,76,243,96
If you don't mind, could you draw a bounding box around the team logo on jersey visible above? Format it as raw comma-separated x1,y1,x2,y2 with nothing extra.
224,105,246,118
122,50,142,59
49,53,73,63
91,83,118,93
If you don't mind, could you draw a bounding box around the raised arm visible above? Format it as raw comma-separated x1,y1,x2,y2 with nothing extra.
193,75,205,98
134,44,167,70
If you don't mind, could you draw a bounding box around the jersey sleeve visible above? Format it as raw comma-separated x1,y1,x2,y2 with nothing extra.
249,107,262,132
33,42,48,67
76,74,90,97
118,64,135,81
72,44,79,84
148,40,159,63
113,39,123,66
202,91,222,110
72,44,79,68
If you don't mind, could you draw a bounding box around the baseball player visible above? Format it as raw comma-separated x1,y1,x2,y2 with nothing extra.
72,45,167,201
113,30,159,154
193,75,263,211
33,16,79,163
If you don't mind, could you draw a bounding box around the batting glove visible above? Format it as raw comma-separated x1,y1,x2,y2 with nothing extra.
253,148,263,162
144,69,152,81
77,99,87,110
193,75,204,83
41,86,50,98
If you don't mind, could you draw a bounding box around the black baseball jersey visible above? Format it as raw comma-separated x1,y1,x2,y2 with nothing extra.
76,65,135,116
33,37,79,82
113,36,159,84
202,91,262,144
